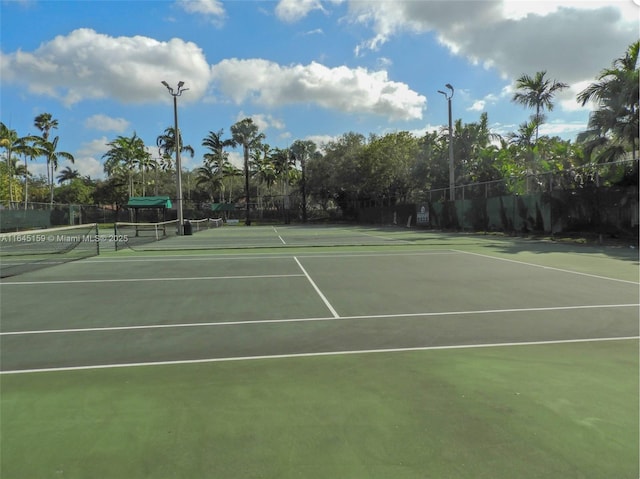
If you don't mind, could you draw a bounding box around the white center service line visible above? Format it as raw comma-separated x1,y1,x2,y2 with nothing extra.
272,226,286,244
294,256,340,318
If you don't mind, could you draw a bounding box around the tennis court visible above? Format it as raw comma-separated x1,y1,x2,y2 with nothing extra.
1,225,638,478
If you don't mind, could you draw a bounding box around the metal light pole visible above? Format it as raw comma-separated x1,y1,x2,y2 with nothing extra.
438,84,454,201
161,80,188,235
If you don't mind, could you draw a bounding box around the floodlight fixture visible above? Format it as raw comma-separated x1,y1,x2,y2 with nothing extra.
438,83,455,201
161,81,189,234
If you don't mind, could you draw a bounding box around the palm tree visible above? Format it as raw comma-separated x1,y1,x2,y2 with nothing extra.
577,41,639,162
512,71,568,141
201,129,234,202
195,164,223,201
250,144,275,212
56,166,80,184
202,129,234,168
42,136,74,204
230,118,265,225
132,152,156,196
34,113,59,142
34,113,60,198
0,123,20,204
507,119,539,181
156,127,195,163
15,135,46,208
290,140,317,223
222,162,242,203
102,133,147,197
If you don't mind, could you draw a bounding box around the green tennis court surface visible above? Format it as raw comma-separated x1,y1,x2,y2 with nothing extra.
1,226,638,478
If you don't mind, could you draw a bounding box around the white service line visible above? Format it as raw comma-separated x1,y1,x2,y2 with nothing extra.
294,256,340,318
453,249,640,285
0,273,304,286
1,303,636,336
71,250,457,264
359,231,412,244
1,336,637,375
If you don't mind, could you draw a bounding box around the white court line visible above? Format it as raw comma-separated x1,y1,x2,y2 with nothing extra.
271,226,287,243
1,336,637,375
72,250,458,264
294,256,340,318
454,249,639,285
2,303,636,336
0,273,305,286
358,231,412,244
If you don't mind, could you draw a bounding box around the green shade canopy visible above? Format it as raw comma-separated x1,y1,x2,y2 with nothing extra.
127,197,172,208
211,203,236,212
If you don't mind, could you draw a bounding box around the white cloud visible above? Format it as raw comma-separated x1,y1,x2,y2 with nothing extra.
176,0,226,26
302,28,324,36
410,124,441,137
84,114,130,133
1,28,211,106
71,136,110,179
77,136,109,158
558,81,594,112
235,111,286,132
227,150,244,170
304,134,337,151
376,57,393,69
467,100,486,112
71,156,104,180
211,58,425,121
347,1,637,87
501,0,637,21
538,120,588,138
275,0,325,22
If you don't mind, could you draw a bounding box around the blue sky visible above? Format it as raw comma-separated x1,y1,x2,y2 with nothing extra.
1,0,638,180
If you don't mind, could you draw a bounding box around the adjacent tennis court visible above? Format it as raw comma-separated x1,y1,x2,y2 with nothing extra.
1,225,638,478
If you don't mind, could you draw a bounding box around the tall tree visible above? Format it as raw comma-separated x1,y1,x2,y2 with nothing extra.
0,123,20,204
103,133,146,198
15,135,46,208
202,129,233,168
577,40,639,163
230,118,265,225
512,71,568,141
195,164,223,202
132,152,155,196
34,113,60,199
56,166,80,184
156,127,194,164
42,136,74,204
290,140,318,222
202,129,234,202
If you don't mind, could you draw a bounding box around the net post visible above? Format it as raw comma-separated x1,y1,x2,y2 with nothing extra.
114,223,118,252
95,223,100,255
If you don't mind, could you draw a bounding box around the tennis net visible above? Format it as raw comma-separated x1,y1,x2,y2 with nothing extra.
114,220,178,250
188,217,224,232
112,218,224,250
0,223,100,278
